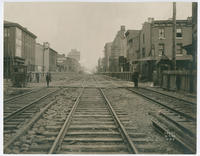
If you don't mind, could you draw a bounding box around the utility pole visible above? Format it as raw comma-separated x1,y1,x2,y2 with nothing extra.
172,2,176,70
172,2,177,91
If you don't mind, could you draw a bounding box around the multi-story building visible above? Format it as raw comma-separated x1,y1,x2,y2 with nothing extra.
110,25,127,72
4,21,37,78
35,42,58,72
49,48,57,71
138,17,192,80
125,30,140,72
104,42,112,72
65,57,81,72
57,54,67,72
35,43,44,72
67,49,80,62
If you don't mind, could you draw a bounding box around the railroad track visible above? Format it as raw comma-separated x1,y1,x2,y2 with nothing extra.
126,87,196,153
139,87,196,105
4,88,61,145
127,87,196,121
4,87,45,103
4,78,139,154
97,75,197,153
49,87,137,154
4,88,58,118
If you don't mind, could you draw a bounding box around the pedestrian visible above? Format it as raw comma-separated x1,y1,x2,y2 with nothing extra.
46,72,51,87
29,72,32,82
36,73,40,83
132,69,139,87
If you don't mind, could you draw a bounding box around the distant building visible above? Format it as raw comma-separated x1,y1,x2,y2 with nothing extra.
67,49,80,62
35,43,44,72
35,42,57,72
49,48,57,71
57,54,67,72
104,42,112,72
110,25,127,72
125,30,140,72
65,57,80,72
4,20,37,78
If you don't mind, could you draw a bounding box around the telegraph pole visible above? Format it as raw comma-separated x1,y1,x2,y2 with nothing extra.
172,2,176,70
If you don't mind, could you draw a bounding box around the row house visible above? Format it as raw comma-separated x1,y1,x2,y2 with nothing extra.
127,17,192,81
104,42,112,72
4,21,37,78
110,25,127,72
125,30,140,72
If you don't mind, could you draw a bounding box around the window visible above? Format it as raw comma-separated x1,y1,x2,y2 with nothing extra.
15,28,22,57
159,28,165,39
143,34,145,44
158,44,164,56
128,39,133,44
142,48,145,57
176,28,182,38
176,43,182,54
4,28,10,37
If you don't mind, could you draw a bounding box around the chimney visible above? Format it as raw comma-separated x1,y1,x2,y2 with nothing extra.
121,25,125,31
147,17,154,23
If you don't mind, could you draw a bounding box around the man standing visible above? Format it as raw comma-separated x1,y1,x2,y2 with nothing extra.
36,73,40,83
46,72,51,87
132,69,139,87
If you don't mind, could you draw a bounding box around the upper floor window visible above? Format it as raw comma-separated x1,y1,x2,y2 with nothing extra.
176,28,182,38
142,48,145,57
143,34,145,44
128,39,133,44
159,28,165,39
158,44,165,56
4,28,10,37
176,43,182,54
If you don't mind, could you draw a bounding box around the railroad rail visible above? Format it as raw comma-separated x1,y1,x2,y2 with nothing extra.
126,87,196,154
4,77,139,154
4,88,59,119
49,87,137,154
4,87,45,103
4,88,61,146
139,87,196,105
97,75,196,153
127,87,196,121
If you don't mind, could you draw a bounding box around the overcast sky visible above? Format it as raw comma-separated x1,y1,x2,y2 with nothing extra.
4,2,192,71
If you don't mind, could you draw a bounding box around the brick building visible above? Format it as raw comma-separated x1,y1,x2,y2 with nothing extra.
4,21,37,78
125,30,140,72
138,17,192,81
110,25,127,72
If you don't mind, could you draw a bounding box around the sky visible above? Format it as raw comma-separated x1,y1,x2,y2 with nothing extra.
3,2,192,71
